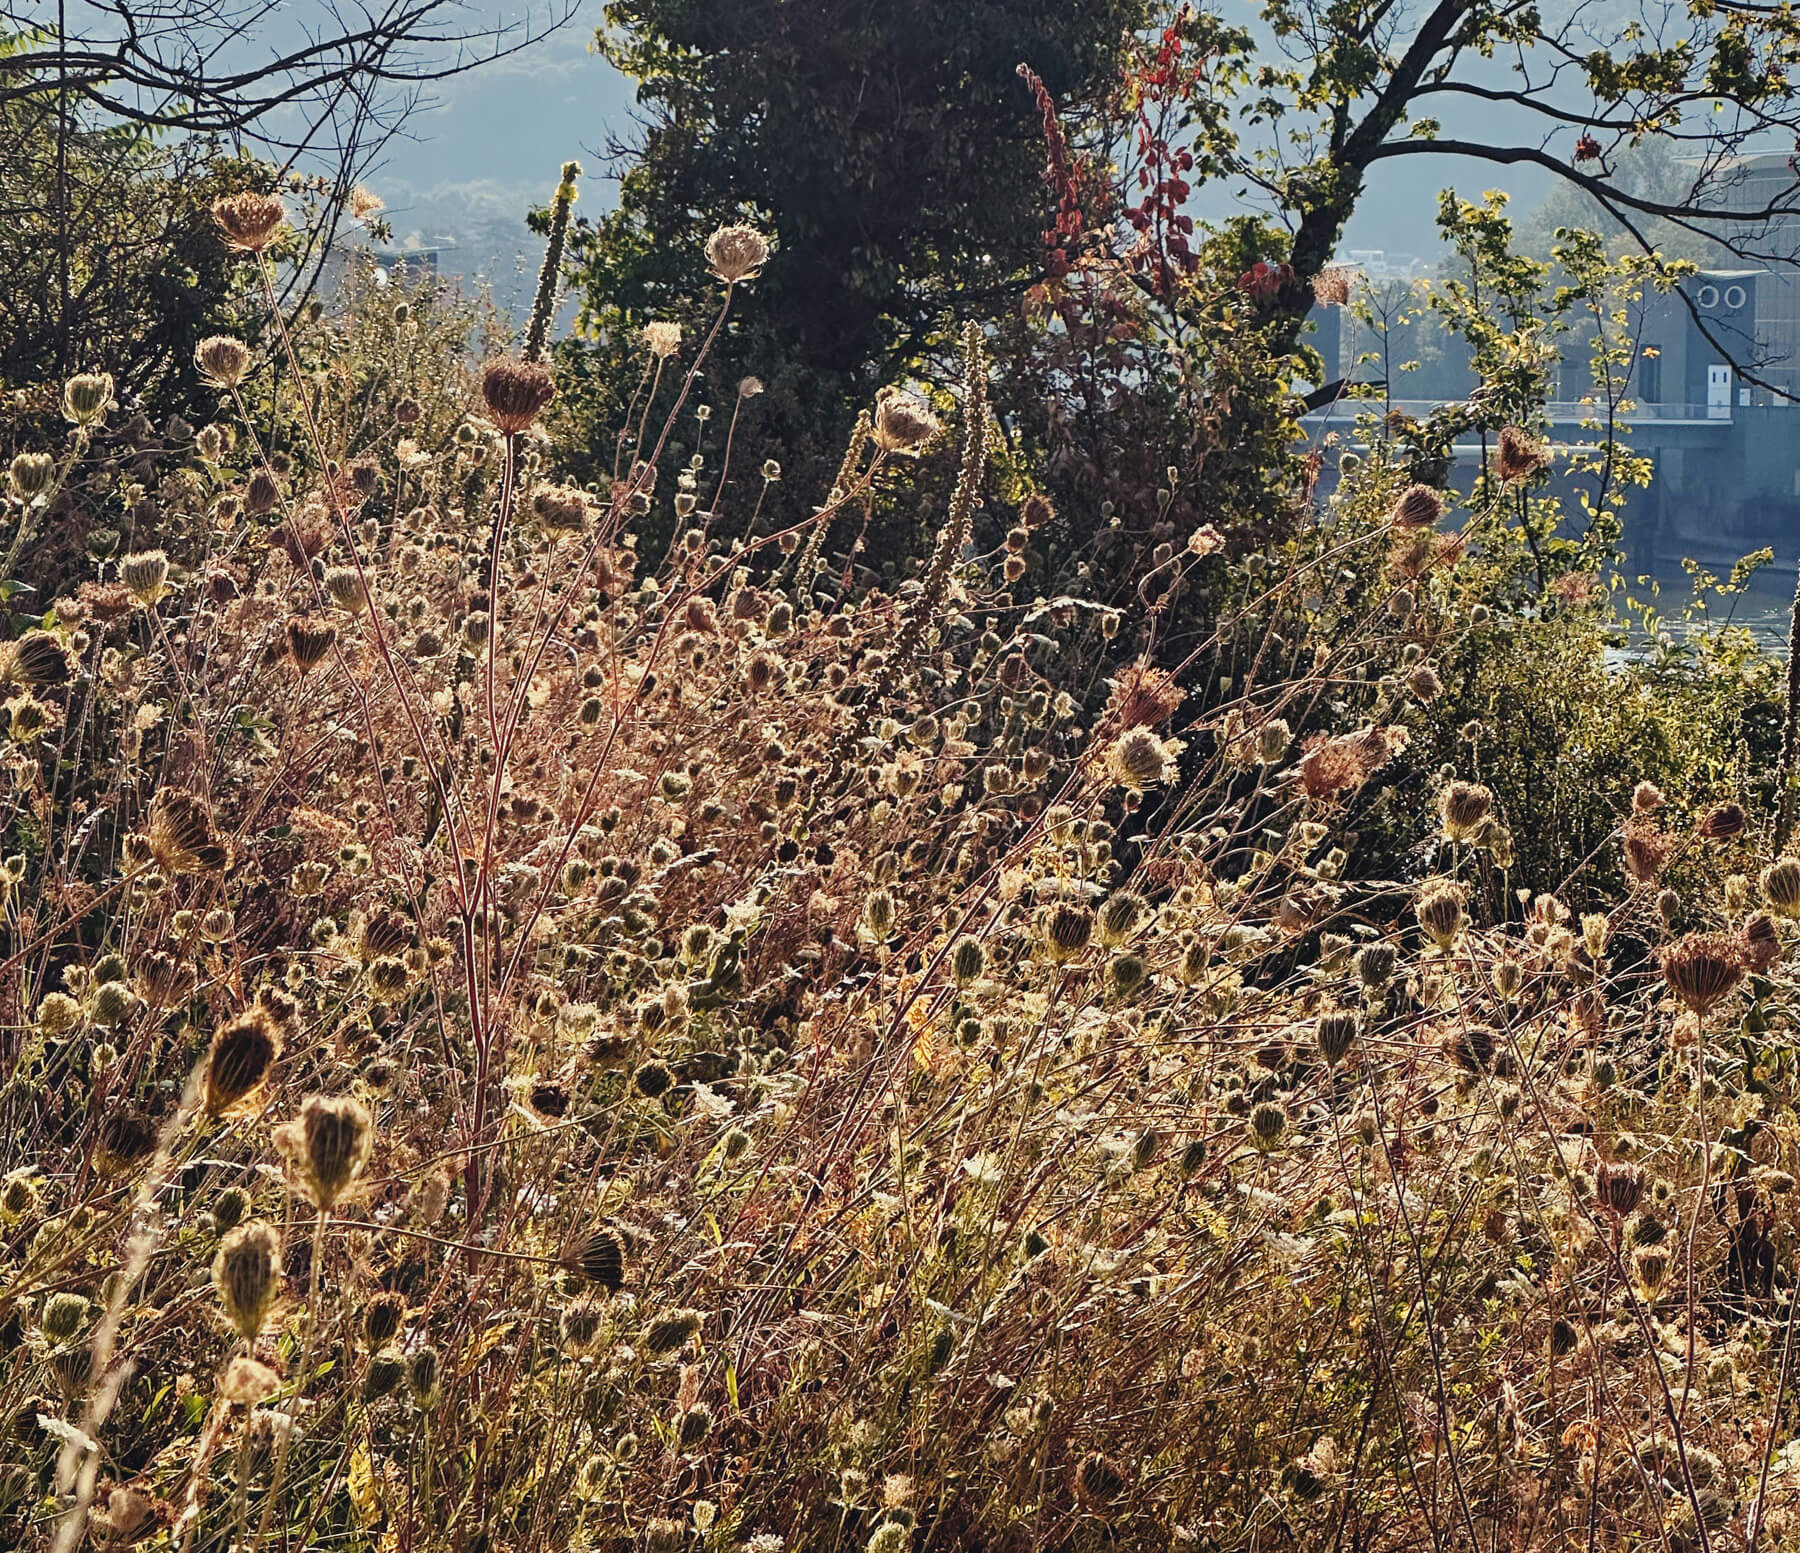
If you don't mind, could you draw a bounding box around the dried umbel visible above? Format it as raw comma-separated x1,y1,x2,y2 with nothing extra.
1495,424,1548,482
1355,942,1397,988
704,223,770,284
567,1226,627,1291
120,550,170,606
274,1094,374,1208
1102,659,1184,732
63,371,114,426
9,451,55,500
480,357,556,435
1699,800,1747,840
1413,882,1466,950
195,334,251,389
43,1291,89,1344
1096,891,1148,946
1763,856,1800,917
1595,1161,1646,1218
1043,901,1094,962
363,1291,407,1346
212,1221,282,1338
1621,820,1675,886
211,191,287,252
1249,1101,1289,1151
643,320,682,359
204,1009,281,1115
1659,931,1747,1015
1744,910,1782,970
244,470,281,515
1106,728,1174,790
1296,725,1403,803
872,390,941,453
531,484,590,535
1390,483,1443,530
1439,780,1493,842
284,616,338,672
0,630,70,689
950,935,986,985
1073,1452,1126,1508
1314,1009,1358,1066
322,567,369,613
148,791,230,875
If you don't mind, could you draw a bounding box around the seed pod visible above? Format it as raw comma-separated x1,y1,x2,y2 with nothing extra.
210,192,287,252
1314,1010,1358,1066
480,358,556,435
362,1291,407,1347
949,935,985,985
212,1221,282,1339
284,617,337,672
566,1227,626,1291
1043,902,1094,962
273,1094,374,1209
205,1010,281,1115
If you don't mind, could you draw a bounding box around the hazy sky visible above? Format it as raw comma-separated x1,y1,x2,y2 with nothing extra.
368,0,632,232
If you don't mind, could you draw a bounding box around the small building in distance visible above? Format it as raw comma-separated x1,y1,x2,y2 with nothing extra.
321,233,457,295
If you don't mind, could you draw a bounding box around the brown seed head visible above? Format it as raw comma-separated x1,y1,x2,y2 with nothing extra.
1495,424,1548,482
704,223,770,284
480,357,556,435
872,390,941,454
1391,483,1443,530
1659,931,1747,1015
195,335,252,389
205,1009,281,1115
210,192,287,253
212,1221,282,1338
274,1094,374,1208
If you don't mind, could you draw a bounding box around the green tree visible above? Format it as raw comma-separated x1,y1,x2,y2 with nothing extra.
554,0,1146,496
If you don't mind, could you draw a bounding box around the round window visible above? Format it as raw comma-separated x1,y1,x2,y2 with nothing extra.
1725,284,1748,310
1697,284,1720,308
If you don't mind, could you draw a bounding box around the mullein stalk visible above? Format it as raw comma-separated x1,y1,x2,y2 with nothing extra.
794,409,871,600
523,161,580,365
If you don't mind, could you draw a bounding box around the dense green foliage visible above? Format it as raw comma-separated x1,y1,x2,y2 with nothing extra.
551,0,1145,494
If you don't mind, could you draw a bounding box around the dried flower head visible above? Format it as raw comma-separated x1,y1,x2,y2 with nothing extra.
63,371,114,426
120,550,170,607
643,321,682,359
1659,932,1747,1015
1440,780,1493,842
1621,820,1675,887
1391,484,1443,530
212,1221,282,1338
480,357,556,435
873,390,942,454
211,192,287,252
704,223,770,284
566,1226,626,1291
1043,901,1094,962
9,451,55,500
1495,425,1548,482
1699,801,1746,841
205,1009,281,1115
1764,856,1800,917
284,616,338,672
148,791,230,876
1106,727,1175,790
0,631,70,689
1414,881,1465,950
196,335,252,389
274,1094,374,1208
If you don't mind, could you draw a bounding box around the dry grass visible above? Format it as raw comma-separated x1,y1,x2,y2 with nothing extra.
2,196,1798,1553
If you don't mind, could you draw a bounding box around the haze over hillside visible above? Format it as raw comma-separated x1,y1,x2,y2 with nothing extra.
368,0,1555,312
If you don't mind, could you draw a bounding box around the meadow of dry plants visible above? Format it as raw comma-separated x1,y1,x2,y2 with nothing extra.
6,169,1800,1553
